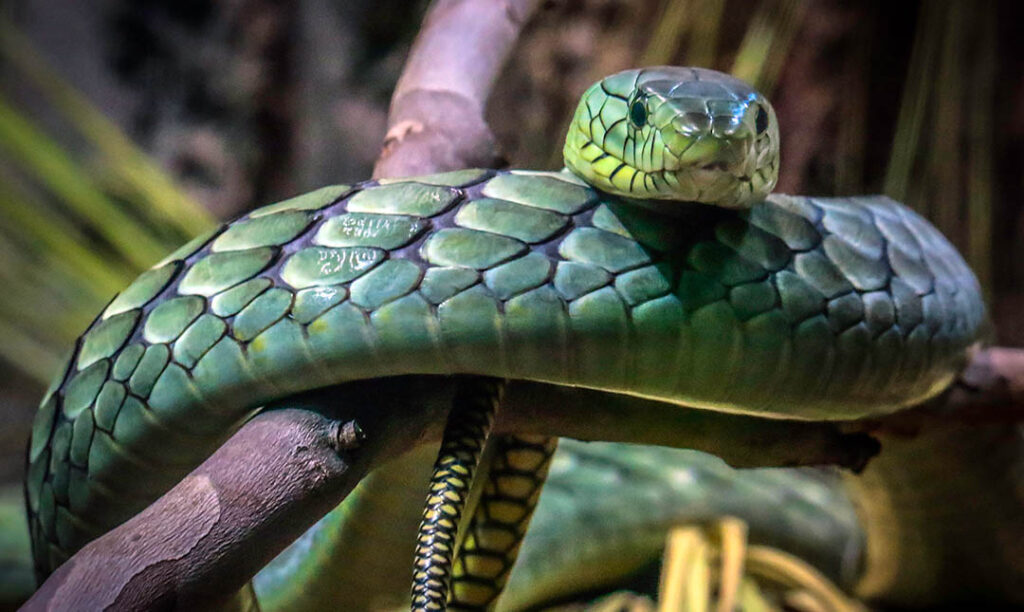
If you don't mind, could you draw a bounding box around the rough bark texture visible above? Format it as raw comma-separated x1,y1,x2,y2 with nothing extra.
19,385,456,612
372,0,542,179
23,345,1023,610
25,409,357,611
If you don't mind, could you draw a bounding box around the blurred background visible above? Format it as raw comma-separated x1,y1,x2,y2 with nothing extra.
0,0,1020,516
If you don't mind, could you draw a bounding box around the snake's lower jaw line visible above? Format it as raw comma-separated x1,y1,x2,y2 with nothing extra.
697,161,731,172
660,167,742,206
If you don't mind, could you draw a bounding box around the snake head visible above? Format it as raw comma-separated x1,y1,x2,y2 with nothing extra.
563,67,779,208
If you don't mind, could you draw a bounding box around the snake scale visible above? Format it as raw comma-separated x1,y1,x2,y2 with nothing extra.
23,67,988,608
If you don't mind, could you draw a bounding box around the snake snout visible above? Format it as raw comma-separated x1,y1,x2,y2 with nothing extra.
664,126,752,175
671,111,712,136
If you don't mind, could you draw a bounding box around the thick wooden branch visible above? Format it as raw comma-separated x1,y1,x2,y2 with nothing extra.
21,352,1023,610
24,409,358,611
20,390,454,612
372,0,542,178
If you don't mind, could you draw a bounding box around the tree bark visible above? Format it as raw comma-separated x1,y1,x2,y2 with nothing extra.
373,0,542,179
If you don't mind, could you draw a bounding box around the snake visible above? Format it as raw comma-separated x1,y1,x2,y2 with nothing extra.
22,66,996,608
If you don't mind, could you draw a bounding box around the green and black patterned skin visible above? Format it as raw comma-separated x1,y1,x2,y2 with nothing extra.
412,379,499,610
449,434,557,608
23,67,986,603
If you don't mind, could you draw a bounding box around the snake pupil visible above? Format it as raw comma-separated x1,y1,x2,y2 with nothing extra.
755,105,769,134
630,100,647,127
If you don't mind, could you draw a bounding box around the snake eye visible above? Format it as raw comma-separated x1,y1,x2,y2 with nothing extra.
755,105,769,134
629,99,648,128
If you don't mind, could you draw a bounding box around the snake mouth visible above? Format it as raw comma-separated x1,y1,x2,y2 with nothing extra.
696,161,732,173
664,130,754,174
696,162,753,184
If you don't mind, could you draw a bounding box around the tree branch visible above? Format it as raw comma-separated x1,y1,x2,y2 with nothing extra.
21,396,453,611
373,0,542,178
25,409,354,611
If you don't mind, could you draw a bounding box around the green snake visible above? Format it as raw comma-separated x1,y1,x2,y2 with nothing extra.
23,67,991,607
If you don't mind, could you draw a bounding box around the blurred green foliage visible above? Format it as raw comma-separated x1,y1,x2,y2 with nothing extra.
0,21,214,382
0,485,31,609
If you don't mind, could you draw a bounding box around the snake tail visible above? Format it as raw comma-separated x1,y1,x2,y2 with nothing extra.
412,379,501,611
449,434,558,609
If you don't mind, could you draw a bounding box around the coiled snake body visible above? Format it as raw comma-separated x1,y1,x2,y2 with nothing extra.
24,68,990,607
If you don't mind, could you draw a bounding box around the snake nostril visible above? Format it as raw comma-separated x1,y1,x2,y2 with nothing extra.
755,105,769,134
